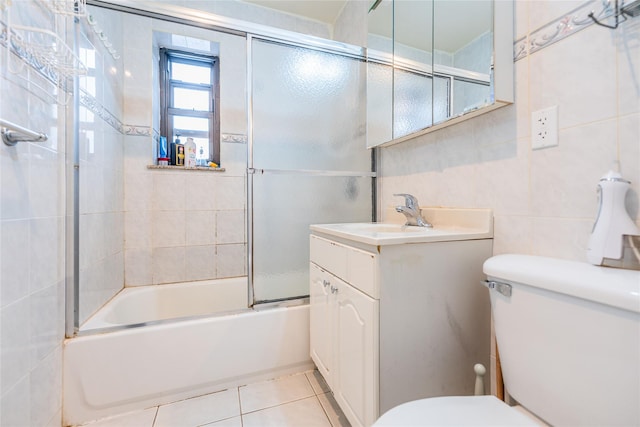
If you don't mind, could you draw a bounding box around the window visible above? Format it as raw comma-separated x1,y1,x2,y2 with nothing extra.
160,48,220,164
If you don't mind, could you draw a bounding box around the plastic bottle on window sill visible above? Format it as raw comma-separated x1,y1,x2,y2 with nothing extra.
185,137,197,168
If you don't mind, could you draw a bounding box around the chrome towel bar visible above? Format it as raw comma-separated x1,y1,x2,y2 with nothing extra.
0,118,48,146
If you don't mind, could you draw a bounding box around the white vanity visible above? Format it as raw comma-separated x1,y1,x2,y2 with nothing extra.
309,208,494,427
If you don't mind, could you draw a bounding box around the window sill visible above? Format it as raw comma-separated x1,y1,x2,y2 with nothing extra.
147,165,226,172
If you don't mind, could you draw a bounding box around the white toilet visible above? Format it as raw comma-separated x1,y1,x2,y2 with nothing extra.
374,254,640,426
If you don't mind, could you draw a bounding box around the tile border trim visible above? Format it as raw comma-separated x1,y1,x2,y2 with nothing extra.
221,133,247,144
80,91,247,145
80,90,123,133
514,0,615,62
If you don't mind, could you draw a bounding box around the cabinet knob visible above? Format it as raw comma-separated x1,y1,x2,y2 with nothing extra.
323,280,330,288
330,285,339,294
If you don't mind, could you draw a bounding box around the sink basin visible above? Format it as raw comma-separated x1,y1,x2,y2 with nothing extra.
310,209,493,245
337,223,427,233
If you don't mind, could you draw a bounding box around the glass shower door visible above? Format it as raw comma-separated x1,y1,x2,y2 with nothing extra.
250,38,374,303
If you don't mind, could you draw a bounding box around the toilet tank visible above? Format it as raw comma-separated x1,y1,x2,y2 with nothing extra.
484,254,640,426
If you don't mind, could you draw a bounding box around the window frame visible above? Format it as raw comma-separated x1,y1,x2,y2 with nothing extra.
160,48,220,164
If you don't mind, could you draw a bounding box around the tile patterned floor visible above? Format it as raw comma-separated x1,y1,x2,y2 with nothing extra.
78,371,351,427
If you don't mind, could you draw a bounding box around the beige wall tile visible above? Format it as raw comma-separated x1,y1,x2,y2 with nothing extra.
217,244,246,278
185,245,217,282
125,248,153,286
153,246,186,284
152,210,186,248
186,211,217,246
217,210,245,244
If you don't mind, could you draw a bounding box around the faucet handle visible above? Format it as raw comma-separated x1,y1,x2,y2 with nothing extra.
393,193,419,209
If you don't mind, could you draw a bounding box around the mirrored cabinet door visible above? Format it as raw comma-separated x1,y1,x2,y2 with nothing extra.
393,0,433,139
366,0,393,148
433,0,493,124
366,0,513,148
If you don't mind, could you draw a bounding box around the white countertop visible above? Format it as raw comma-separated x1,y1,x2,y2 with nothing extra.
310,222,493,246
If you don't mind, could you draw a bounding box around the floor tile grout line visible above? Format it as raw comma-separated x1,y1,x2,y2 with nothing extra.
239,393,321,417
151,406,159,427
314,393,337,427
305,369,330,396
303,370,319,396
195,413,242,427
236,386,244,419
238,371,318,415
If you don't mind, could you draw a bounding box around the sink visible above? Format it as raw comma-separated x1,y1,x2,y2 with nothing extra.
336,223,428,233
310,208,493,246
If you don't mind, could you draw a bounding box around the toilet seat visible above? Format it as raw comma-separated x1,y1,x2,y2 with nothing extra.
373,396,542,426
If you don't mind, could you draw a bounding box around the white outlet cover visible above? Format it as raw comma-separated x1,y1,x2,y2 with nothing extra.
531,105,559,150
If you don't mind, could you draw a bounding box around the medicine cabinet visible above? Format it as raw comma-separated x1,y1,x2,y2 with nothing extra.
366,0,514,148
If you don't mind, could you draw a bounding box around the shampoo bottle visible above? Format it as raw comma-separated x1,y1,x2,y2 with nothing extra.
185,137,197,168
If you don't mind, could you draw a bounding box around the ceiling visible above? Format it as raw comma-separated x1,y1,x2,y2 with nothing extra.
241,0,349,24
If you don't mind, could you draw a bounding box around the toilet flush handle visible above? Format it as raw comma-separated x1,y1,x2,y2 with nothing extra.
481,280,512,297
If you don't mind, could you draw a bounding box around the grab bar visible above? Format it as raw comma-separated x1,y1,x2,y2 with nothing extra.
0,118,48,146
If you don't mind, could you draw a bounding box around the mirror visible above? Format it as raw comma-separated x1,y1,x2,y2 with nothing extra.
393,0,433,138
366,0,514,148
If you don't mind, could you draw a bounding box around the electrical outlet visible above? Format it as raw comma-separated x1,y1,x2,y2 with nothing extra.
531,105,559,150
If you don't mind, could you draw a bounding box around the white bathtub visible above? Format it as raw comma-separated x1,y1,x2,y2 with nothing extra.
63,279,312,426
80,278,248,330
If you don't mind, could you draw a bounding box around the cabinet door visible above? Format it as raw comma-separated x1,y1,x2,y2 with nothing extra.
334,282,379,427
309,263,334,387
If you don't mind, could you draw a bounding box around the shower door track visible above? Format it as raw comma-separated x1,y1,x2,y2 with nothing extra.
86,0,366,59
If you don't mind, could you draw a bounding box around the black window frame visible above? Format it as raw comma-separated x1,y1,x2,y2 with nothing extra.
160,48,220,164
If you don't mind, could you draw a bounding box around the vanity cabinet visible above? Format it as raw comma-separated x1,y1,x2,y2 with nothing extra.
310,236,379,427
310,226,493,427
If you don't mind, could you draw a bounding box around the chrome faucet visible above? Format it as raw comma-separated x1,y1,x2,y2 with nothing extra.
394,193,432,227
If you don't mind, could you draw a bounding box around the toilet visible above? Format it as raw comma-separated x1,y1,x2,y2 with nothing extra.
374,254,640,426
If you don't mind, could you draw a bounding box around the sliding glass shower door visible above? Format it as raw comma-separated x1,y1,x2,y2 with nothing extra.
249,38,374,303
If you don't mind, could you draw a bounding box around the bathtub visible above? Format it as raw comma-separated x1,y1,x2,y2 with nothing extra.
63,278,313,426
80,278,249,330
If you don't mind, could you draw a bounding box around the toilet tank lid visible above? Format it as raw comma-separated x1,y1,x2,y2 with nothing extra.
484,254,640,313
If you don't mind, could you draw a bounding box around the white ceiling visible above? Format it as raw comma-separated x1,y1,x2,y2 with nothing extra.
241,0,492,53
241,0,349,24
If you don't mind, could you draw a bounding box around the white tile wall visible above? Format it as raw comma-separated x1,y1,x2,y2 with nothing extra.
1,219,30,306
0,4,66,426
380,3,640,266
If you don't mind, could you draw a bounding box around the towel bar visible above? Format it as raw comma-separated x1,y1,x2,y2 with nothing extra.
0,118,48,146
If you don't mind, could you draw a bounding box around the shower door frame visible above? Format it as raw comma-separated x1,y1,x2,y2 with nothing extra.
246,34,377,307
67,0,377,338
